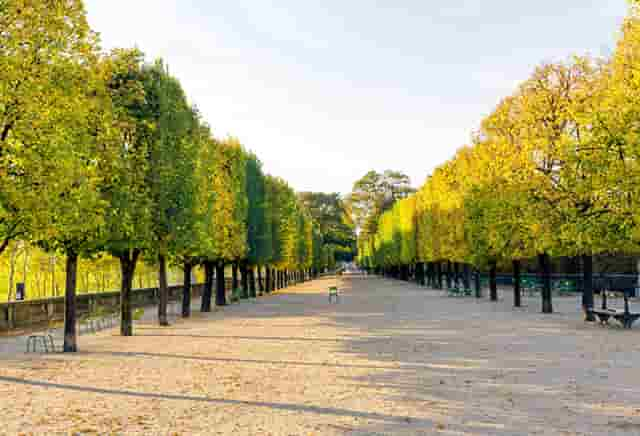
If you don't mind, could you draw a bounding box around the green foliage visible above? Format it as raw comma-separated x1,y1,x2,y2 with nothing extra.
246,154,272,266
360,5,640,272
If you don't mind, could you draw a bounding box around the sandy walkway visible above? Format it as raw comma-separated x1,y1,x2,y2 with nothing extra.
1,275,640,435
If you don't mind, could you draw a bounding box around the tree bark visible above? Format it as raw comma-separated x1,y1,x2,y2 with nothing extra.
232,262,239,293
463,263,471,291
158,253,169,326
257,265,263,294
416,262,425,286
539,253,553,314
249,266,257,298
63,251,78,352
513,259,521,308
453,262,460,287
240,261,249,299
215,263,227,306
201,261,214,312
182,261,192,318
489,260,498,301
582,254,595,321
265,267,271,293
119,249,140,336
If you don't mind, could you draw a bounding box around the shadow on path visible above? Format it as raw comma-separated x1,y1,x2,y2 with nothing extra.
85,350,424,372
0,375,427,426
130,334,344,343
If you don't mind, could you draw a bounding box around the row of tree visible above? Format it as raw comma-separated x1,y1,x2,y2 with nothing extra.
1,1,339,352
358,2,640,318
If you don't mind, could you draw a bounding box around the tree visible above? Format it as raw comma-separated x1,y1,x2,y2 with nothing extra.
200,137,248,307
245,154,272,296
102,49,154,336
0,0,100,255
141,60,200,326
0,0,116,351
349,170,414,235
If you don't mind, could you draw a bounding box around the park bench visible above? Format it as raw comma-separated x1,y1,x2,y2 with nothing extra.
26,307,60,353
328,286,339,303
230,287,247,304
553,279,576,296
590,290,640,329
26,331,55,353
521,277,541,296
447,284,472,297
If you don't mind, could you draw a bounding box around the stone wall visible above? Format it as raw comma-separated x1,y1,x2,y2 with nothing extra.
0,281,235,332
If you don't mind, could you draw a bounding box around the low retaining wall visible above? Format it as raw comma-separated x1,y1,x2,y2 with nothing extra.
0,280,235,332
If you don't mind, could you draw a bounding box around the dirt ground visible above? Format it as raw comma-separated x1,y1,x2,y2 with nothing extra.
1,275,640,435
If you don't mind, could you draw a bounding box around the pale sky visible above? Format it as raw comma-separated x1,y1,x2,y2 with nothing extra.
85,1,627,195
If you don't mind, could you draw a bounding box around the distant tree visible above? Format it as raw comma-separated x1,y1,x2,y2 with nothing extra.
349,170,414,233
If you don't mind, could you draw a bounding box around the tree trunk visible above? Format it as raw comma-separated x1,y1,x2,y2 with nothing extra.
416,262,425,286
539,253,553,313
446,261,453,289
249,266,257,298
182,261,192,318
513,259,521,308
474,268,482,298
240,262,249,299
582,254,595,321
489,260,498,301
232,262,239,292
637,257,640,297
201,261,214,312
463,263,471,291
63,251,79,352
257,266,263,294
216,263,227,306
8,243,17,301
453,262,460,288
158,253,169,326
265,267,271,293
436,262,443,289
119,249,140,337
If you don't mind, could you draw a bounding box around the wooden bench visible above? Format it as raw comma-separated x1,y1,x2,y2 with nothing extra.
590,290,640,329
328,286,339,303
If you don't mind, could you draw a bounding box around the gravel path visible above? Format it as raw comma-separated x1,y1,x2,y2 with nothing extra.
1,275,640,435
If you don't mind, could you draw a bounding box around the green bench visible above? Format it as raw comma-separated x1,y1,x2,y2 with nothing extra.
447,283,472,297
553,279,576,296
521,277,541,296
328,286,339,303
